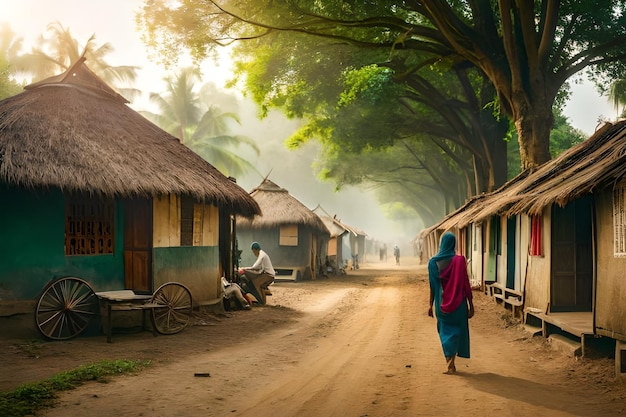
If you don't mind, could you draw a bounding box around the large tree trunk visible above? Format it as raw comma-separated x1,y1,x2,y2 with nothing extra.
514,104,553,170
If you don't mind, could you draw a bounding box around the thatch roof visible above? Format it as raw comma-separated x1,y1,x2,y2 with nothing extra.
421,120,626,236
0,58,260,217
312,205,367,238
237,179,329,234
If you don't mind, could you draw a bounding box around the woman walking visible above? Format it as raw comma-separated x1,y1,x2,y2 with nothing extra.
427,232,475,374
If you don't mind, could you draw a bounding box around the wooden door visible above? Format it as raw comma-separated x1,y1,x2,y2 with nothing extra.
124,199,153,293
550,197,593,311
484,217,499,284
506,217,516,289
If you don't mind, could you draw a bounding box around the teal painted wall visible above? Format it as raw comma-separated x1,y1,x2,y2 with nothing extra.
153,246,220,304
238,227,312,267
0,185,125,300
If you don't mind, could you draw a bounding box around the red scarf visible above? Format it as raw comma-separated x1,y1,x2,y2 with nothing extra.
439,255,472,313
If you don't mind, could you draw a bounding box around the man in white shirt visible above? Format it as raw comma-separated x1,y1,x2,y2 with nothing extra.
239,242,275,304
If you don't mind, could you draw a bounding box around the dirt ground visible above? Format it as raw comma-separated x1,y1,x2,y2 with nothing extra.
2,257,626,417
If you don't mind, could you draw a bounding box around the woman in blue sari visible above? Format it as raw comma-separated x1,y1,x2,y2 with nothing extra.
427,232,475,374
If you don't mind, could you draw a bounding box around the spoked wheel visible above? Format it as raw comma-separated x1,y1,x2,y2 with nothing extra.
35,277,98,340
151,282,193,335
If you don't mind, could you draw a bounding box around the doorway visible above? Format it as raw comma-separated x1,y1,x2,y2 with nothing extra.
550,197,593,312
123,198,153,293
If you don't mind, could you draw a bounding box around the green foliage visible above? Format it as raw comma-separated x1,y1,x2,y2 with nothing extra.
0,23,25,99
0,64,22,99
338,65,393,107
0,359,150,417
609,78,626,117
550,113,587,158
136,0,626,224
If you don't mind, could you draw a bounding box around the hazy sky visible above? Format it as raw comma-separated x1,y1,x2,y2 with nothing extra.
1,0,420,246
1,0,618,246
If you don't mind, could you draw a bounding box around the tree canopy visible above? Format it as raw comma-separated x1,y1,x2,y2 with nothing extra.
137,0,625,225
0,24,23,99
138,1,626,167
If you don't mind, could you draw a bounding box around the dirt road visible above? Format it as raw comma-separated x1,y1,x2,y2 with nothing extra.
2,258,626,416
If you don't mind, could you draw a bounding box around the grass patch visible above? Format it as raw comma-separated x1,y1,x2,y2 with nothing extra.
0,359,150,417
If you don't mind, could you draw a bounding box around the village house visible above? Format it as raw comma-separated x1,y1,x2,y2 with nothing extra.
312,205,368,273
0,59,260,326
236,179,330,281
420,120,626,379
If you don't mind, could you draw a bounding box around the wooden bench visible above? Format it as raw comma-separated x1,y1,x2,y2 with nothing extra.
487,283,524,317
96,290,156,343
274,267,303,281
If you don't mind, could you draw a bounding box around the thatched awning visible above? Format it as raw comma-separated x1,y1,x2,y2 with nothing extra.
0,58,260,217
237,179,329,234
421,120,626,236
505,121,626,215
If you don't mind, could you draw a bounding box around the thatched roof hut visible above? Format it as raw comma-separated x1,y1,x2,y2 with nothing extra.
0,58,260,217
237,178,329,280
312,204,367,272
420,120,626,254
237,179,327,233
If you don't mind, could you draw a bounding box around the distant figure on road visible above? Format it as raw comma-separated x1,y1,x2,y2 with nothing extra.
393,245,400,265
427,232,474,374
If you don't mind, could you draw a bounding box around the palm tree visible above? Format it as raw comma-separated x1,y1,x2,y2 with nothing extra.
144,67,202,143
141,67,260,178
12,21,139,100
190,105,261,176
0,23,26,99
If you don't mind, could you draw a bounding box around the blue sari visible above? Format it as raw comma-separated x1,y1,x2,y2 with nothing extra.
428,233,471,359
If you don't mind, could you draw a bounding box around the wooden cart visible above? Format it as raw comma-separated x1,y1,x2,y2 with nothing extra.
34,277,193,342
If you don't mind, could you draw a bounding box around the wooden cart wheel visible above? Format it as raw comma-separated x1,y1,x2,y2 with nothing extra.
35,277,98,340
151,282,193,335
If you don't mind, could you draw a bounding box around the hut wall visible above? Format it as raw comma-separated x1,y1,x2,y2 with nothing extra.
356,235,366,262
342,237,353,268
594,188,626,340
316,237,329,277
469,224,483,289
517,215,530,293
153,246,220,306
336,234,345,270
153,195,219,247
523,208,552,312
496,216,508,287
152,195,221,305
0,185,125,315
153,195,181,247
328,237,338,256
238,225,316,278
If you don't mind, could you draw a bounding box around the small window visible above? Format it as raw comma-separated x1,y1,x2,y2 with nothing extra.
530,215,542,256
181,196,195,246
65,196,115,255
613,182,626,256
279,224,298,246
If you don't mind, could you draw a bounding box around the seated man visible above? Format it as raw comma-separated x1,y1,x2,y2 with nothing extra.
239,241,275,305
222,277,251,310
